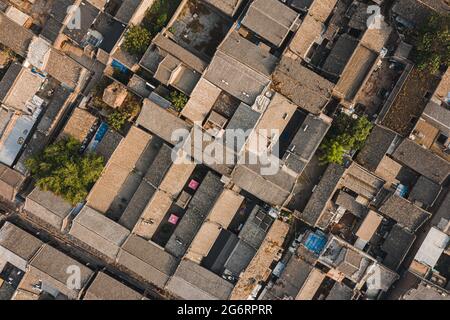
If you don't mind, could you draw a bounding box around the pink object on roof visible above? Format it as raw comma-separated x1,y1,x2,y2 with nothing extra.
188,179,199,190
168,214,179,225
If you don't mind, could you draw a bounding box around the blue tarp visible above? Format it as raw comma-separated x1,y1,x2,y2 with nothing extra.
395,184,408,198
304,231,327,255
111,59,129,73
86,122,108,152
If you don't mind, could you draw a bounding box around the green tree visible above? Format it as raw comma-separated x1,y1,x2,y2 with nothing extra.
107,97,141,131
168,91,188,112
25,137,104,205
122,25,151,55
319,113,373,165
414,13,450,74
319,138,349,165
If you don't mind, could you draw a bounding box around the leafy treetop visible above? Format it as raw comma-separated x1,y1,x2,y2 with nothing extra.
319,113,373,165
25,137,104,205
414,13,450,74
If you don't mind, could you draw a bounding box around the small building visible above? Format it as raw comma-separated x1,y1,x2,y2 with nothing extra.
392,139,450,185
241,0,300,47
116,234,178,288
86,126,152,213
326,282,354,300
354,210,383,250
413,227,449,272
62,1,100,45
0,222,43,272
59,107,97,142
69,206,130,260
26,244,94,299
381,224,416,271
140,33,208,96
0,163,25,202
204,31,278,105
102,82,128,108
261,253,314,300
0,63,22,102
378,193,431,232
230,219,289,300
185,189,244,264
2,66,44,114
181,78,222,123
23,188,73,231
202,0,244,16
299,163,346,227
272,57,334,114
165,171,224,258
136,99,192,144
0,12,34,57
165,259,234,300
408,175,441,209
356,125,398,172
83,272,144,300
402,281,450,300
42,49,90,91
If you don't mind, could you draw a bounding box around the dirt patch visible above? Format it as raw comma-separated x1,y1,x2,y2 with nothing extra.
380,68,440,136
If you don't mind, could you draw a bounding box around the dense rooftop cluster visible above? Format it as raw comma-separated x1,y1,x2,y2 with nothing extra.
0,0,449,301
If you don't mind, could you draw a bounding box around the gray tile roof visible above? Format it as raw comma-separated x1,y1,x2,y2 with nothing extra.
40,17,63,44
223,239,256,277
0,62,21,102
381,224,415,271
165,259,234,300
144,143,173,187
0,222,43,262
283,114,331,174
50,0,76,23
392,139,450,185
29,244,94,298
24,188,73,230
408,175,441,208
263,254,313,300
69,206,130,260
114,0,141,23
83,272,143,300
94,129,123,162
0,12,34,56
119,181,156,230
326,282,354,300
322,34,359,77
63,1,99,44
242,0,299,47
300,163,346,226
36,86,71,135
136,99,192,145
165,172,223,258
272,57,334,114
239,205,274,249
356,125,397,172
204,46,272,105
422,100,450,136
231,163,296,206
378,193,431,232
335,190,368,218
117,234,178,288
219,31,278,77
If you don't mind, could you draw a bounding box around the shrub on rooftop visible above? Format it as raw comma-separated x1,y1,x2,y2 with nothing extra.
167,90,188,112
